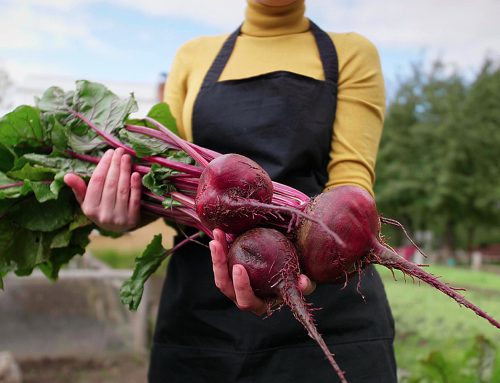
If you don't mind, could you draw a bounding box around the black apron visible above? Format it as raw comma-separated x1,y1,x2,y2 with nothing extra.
149,22,397,383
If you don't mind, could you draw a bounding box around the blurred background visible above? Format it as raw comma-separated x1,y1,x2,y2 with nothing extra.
1,1,499,382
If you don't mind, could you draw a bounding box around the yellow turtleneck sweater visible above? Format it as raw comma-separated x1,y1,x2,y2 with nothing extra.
164,0,385,196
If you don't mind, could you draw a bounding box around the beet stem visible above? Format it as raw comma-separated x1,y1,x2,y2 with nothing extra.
226,197,345,247
144,117,209,167
371,242,500,329
0,182,25,190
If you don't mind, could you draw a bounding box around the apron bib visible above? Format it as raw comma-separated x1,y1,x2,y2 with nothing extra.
149,21,396,383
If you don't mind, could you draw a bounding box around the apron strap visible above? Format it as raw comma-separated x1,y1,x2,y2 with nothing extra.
309,20,338,86
200,26,242,89
200,20,338,89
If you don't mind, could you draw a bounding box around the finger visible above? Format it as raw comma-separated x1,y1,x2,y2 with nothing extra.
209,240,236,301
232,265,267,315
100,148,125,211
298,274,316,296
85,149,114,208
63,173,87,205
213,228,228,254
114,153,132,219
127,172,142,227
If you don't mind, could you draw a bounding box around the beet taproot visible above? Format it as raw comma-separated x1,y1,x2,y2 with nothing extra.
228,227,348,383
296,185,500,329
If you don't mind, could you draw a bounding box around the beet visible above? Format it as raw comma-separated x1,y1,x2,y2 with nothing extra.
296,185,500,329
195,154,345,246
228,227,348,383
195,153,274,234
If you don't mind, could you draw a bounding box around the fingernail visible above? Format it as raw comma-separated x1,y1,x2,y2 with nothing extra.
209,242,214,253
233,265,242,276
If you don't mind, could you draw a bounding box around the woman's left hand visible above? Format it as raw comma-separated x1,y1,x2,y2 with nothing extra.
209,228,316,316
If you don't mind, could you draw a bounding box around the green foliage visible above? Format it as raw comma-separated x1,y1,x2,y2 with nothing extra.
378,266,500,382
376,60,500,251
402,336,497,383
0,80,180,295
119,234,168,310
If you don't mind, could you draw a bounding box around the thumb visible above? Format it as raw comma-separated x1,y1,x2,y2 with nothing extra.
64,173,87,205
298,274,316,296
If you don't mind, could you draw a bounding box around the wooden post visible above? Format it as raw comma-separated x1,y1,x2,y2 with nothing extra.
471,250,482,271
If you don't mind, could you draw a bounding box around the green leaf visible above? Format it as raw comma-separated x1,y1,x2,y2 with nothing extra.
162,197,182,209
120,235,167,310
0,220,53,272
40,224,94,280
8,162,54,181
6,189,75,231
36,86,73,113
47,115,69,151
142,163,178,196
0,105,46,151
26,180,57,202
118,129,170,158
0,172,28,199
0,143,15,172
147,103,179,136
37,80,138,153
23,153,96,178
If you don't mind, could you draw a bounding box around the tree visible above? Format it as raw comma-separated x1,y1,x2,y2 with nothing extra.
375,60,500,260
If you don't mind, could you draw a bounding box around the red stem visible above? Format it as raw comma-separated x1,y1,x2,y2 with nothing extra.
69,111,135,154
69,112,202,176
65,150,151,174
0,181,25,190
145,117,209,167
226,197,345,246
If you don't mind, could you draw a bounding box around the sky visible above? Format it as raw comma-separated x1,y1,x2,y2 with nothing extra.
1,0,500,98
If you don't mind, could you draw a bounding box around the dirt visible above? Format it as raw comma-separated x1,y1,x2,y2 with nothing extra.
19,355,149,383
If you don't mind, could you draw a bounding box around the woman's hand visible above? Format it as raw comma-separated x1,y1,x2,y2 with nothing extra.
209,228,316,316
64,148,142,233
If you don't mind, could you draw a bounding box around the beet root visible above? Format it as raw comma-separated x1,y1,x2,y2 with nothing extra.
195,153,345,246
228,227,348,383
195,153,274,234
297,185,500,329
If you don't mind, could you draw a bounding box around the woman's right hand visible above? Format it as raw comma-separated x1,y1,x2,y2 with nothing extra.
64,148,142,233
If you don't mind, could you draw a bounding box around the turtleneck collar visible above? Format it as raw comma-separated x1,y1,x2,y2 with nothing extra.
241,0,309,37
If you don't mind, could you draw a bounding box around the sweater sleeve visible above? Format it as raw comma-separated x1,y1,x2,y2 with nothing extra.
163,41,193,141
325,32,386,197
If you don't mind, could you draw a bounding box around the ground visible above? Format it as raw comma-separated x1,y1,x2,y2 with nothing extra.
19,355,149,383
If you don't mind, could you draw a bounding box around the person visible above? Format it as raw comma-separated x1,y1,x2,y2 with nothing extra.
64,0,397,381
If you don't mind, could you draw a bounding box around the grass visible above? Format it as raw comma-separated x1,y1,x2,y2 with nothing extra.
92,245,500,382
91,249,142,269
377,265,500,382
91,249,169,275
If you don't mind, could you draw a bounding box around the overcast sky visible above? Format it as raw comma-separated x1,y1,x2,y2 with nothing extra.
1,0,499,96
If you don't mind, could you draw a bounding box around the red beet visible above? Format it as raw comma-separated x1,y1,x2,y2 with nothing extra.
296,185,500,329
228,228,348,383
195,153,274,234
195,154,345,245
